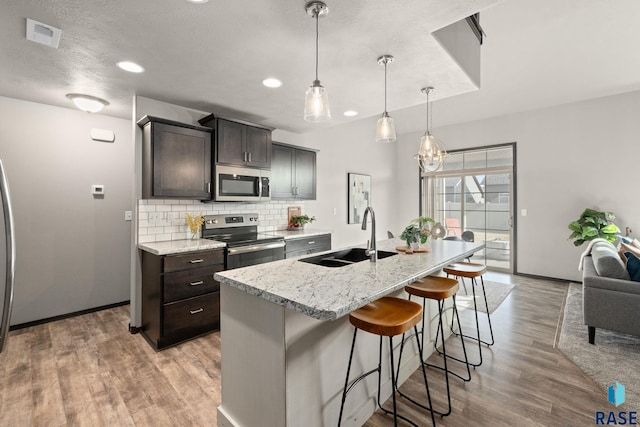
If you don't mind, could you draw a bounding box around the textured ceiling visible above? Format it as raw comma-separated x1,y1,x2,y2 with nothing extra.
0,0,500,133
1,0,639,135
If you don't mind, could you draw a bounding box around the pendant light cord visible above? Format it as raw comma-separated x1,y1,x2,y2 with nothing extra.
315,10,319,81
384,61,388,113
426,88,431,133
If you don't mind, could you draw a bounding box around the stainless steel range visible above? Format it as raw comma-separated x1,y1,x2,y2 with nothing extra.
201,213,285,270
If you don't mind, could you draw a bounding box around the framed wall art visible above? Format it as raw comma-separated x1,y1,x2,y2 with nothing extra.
348,173,371,224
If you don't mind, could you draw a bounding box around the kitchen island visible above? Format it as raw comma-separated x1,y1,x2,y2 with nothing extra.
215,238,484,427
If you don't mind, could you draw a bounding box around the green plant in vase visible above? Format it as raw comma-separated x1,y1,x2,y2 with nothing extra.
400,216,435,249
289,214,316,230
568,208,619,246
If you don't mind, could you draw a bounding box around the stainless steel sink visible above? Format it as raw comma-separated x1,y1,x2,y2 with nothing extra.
298,248,397,267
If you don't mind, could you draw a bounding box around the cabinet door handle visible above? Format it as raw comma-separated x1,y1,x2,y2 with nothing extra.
189,281,204,286
308,241,315,245
248,152,252,163
190,308,204,315
207,182,211,193
189,259,204,264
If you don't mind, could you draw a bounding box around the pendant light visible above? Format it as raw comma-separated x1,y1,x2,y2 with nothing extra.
304,1,331,122
414,87,447,171
375,55,396,143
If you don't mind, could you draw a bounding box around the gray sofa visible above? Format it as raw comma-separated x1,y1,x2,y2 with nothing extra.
582,241,640,344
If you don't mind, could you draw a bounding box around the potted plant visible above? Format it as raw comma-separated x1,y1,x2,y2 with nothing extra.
568,208,620,246
399,216,435,249
288,214,316,231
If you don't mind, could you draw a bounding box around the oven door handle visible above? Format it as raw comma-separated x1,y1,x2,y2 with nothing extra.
227,241,285,255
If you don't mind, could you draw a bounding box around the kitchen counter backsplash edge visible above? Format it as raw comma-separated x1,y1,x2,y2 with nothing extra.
272,229,332,239
138,239,226,256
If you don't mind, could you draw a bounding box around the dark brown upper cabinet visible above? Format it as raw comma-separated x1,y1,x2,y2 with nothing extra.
138,116,212,200
199,115,272,169
271,143,316,200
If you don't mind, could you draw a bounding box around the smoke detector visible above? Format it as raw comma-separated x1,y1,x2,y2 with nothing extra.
26,18,62,48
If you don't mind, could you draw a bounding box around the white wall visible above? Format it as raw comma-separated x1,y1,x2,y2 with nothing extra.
298,116,400,249
0,96,133,324
396,90,640,281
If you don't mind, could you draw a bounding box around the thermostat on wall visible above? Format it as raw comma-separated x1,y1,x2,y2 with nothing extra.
92,185,105,196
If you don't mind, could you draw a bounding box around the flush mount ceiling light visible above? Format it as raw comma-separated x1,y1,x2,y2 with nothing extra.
303,1,330,122
116,61,145,73
344,110,358,117
375,55,396,143
66,94,109,113
414,87,447,172
262,78,283,88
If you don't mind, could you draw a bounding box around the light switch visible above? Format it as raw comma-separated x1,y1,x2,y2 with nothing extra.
124,211,133,221
521,209,528,217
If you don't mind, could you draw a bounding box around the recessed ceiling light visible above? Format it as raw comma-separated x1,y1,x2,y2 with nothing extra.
262,78,283,88
116,61,145,73
66,94,109,113
344,110,358,117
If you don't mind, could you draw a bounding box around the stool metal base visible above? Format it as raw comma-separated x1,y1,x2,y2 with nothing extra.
397,294,471,417
338,325,436,427
447,275,495,367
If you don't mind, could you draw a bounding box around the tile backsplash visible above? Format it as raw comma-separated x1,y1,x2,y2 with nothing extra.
137,199,306,243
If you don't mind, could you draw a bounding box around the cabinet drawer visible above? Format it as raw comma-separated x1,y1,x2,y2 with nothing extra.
163,265,223,303
163,250,224,273
163,293,220,340
285,234,331,254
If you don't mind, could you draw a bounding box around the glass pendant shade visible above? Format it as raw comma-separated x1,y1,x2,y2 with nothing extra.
414,132,446,172
375,112,396,143
415,86,446,171
304,80,331,122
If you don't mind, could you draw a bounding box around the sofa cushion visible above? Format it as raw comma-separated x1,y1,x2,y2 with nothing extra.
625,252,640,282
591,243,630,280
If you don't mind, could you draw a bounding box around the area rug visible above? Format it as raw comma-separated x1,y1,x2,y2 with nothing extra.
454,279,515,314
559,283,640,409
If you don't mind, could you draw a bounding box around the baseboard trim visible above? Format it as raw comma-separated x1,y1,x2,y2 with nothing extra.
514,271,574,284
9,300,130,331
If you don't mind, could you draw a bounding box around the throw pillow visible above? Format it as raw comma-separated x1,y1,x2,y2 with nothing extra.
625,252,640,282
618,242,640,263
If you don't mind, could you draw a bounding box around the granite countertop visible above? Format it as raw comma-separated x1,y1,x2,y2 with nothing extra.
139,239,226,255
271,229,332,239
215,238,484,321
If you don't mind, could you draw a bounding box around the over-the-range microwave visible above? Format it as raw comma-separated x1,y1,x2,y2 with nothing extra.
214,164,270,202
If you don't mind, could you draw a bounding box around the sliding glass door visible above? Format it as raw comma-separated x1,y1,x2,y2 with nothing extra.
423,144,515,272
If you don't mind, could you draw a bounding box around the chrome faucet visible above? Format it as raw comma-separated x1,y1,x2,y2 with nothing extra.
361,206,377,262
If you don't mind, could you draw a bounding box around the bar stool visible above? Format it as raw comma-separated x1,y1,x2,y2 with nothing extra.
443,262,494,367
397,276,471,417
337,296,436,427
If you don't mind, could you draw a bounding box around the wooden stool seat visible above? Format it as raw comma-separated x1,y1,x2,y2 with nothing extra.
349,297,423,337
406,276,459,301
443,262,486,278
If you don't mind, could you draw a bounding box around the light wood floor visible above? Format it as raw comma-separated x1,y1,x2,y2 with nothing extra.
0,273,607,426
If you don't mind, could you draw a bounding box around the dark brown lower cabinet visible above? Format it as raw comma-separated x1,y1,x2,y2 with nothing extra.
285,234,331,259
141,248,224,350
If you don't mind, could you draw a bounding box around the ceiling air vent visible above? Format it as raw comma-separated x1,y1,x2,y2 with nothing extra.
26,18,62,48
